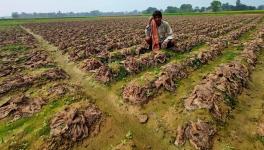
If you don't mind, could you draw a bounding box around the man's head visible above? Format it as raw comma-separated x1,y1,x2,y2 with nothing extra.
152,10,162,26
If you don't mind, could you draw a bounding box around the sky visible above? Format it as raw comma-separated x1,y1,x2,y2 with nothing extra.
0,0,263,17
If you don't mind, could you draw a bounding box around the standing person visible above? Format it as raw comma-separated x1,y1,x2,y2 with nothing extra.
145,10,175,52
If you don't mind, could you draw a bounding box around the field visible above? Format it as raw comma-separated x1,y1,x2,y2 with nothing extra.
1,14,264,150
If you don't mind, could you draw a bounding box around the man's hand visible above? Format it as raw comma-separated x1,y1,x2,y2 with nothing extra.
161,41,168,49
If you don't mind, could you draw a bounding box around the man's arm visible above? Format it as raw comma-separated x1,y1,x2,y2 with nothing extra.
161,22,174,49
164,22,174,42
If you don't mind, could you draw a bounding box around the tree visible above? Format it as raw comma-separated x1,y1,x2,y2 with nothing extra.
206,6,212,11
180,4,193,12
234,0,256,10
258,5,264,10
11,12,19,18
56,11,64,17
200,7,206,12
194,7,200,12
222,3,235,11
165,6,179,13
236,0,241,7
211,0,222,12
142,7,158,14
90,10,101,16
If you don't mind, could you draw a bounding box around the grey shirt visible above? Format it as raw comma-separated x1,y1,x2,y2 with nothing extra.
145,20,174,43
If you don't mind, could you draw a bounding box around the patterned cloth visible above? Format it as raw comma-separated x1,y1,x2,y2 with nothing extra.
150,19,160,51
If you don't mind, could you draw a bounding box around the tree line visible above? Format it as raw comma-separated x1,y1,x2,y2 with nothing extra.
11,10,140,19
11,0,264,19
144,0,264,13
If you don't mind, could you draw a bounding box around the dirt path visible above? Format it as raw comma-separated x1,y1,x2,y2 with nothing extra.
21,26,176,149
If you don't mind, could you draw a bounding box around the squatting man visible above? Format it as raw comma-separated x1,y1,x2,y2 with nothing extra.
145,10,175,52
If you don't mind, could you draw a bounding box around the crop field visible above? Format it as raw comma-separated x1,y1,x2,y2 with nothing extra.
1,14,264,150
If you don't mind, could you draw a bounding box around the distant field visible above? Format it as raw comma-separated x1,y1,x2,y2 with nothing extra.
1,10,264,26
1,13,264,150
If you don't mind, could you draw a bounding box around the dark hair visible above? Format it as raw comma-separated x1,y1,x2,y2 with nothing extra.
152,10,162,18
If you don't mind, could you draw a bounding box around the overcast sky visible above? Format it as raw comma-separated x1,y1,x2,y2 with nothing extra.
0,0,263,17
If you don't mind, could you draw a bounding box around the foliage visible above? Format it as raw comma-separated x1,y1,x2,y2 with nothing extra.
222,0,256,11
258,5,264,10
10,10,141,19
142,7,159,14
211,0,222,12
164,6,180,13
180,4,193,12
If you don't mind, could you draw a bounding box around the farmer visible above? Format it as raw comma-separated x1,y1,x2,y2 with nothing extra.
145,10,175,52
